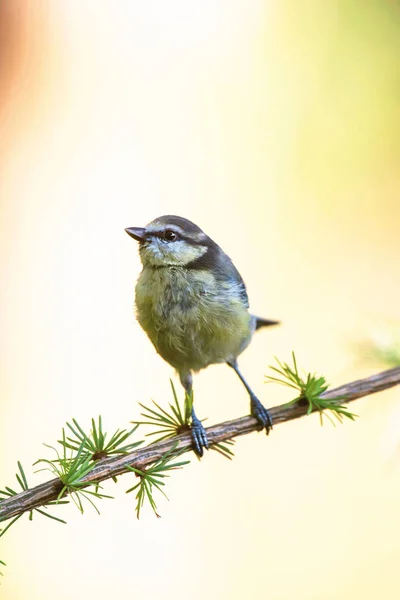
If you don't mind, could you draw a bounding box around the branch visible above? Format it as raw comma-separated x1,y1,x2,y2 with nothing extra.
1,366,399,523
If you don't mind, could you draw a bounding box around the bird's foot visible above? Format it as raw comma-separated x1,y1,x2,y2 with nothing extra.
191,414,209,457
250,395,273,435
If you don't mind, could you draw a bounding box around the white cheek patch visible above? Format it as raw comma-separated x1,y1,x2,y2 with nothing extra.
173,241,208,264
140,239,207,266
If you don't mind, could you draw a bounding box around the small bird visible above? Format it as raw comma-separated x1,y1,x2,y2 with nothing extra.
125,215,279,456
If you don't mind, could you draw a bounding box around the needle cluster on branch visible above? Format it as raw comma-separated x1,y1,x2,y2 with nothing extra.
1,365,399,525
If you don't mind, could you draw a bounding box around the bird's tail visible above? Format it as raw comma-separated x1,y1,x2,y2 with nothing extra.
254,316,281,331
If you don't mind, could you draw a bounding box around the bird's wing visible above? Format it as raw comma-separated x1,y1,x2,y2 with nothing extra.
219,254,249,308
187,239,250,308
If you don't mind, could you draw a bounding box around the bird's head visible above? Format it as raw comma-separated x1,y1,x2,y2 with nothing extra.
125,215,211,267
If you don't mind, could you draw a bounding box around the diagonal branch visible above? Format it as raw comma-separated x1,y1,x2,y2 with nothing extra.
1,366,399,523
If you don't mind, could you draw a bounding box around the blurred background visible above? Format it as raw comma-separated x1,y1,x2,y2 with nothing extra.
1,1,400,598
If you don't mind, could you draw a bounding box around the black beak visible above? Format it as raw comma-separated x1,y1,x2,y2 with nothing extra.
125,227,147,243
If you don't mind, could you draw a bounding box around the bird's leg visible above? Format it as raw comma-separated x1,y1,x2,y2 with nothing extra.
226,359,273,434
179,371,209,457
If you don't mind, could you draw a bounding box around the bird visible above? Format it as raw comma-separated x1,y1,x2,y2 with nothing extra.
125,215,279,456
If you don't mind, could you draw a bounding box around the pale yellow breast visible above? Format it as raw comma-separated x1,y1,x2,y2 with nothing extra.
135,266,252,372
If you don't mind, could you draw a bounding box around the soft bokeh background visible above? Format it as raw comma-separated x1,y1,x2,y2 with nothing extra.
1,1,400,598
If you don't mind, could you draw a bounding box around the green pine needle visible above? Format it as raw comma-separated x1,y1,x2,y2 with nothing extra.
132,380,235,457
59,416,143,460
0,515,22,538
126,443,190,518
0,462,67,538
131,380,193,444
265,352,357,425
34,430,112,514
0,353,357,560
210,439,236,460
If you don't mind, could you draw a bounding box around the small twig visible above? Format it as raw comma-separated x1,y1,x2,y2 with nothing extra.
1,366,399,523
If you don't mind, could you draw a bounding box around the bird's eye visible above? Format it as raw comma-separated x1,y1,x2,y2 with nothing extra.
164,229,177,242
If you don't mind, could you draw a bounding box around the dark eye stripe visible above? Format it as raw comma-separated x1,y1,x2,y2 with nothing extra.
148,230,179,242
151,231,173,239
150,230,206,246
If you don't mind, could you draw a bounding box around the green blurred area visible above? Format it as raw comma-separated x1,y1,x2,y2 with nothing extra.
283,0,400,182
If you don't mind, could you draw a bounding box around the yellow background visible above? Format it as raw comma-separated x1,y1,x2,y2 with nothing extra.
1,1,400,598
